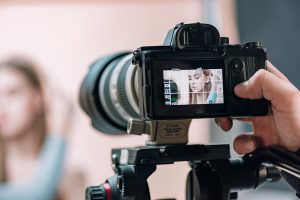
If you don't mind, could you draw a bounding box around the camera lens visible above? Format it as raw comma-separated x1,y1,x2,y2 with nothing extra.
79,52,139,135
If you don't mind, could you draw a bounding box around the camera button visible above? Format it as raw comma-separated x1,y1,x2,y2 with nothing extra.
244,42,262,48
230,44,242,49
231,58,245,73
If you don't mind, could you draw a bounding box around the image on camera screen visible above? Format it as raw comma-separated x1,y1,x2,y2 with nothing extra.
163,68,224,105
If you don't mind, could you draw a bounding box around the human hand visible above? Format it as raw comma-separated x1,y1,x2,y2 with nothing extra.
216,61,300,154
44,87,73,138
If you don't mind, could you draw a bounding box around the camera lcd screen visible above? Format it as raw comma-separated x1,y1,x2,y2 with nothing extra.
163,68,224,105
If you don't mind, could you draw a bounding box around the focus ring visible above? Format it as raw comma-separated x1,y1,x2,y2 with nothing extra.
118,58,139,118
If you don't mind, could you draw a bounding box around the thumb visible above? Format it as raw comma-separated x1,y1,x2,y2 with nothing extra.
234,69,298,112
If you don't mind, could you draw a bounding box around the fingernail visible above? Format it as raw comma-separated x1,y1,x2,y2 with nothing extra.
246,142,254,152
235,135,256,154
245,137,255,152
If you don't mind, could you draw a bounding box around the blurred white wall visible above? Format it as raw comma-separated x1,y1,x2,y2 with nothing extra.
0,1,238,199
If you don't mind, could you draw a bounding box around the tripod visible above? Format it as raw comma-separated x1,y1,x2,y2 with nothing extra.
86,144,300,200
86,119,300,200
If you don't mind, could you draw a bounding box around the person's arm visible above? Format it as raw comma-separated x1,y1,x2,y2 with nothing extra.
215,61,300,196
216,61,300,154
0,135,66,200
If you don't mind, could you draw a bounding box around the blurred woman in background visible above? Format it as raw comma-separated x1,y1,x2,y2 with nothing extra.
0,57,84,200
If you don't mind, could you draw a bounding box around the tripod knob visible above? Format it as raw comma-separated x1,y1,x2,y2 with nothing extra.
117,165,152,200
85,185,106,200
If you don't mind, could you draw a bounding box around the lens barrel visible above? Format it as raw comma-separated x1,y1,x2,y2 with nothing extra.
79,52,139,135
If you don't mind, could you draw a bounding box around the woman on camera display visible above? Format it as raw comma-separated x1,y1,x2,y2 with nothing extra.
164,67,223,105
188,68,222,105
0,57,84,200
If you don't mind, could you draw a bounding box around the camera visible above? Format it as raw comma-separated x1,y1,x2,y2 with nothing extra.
79,22,268,135
134,23,268,120
79,23,300,200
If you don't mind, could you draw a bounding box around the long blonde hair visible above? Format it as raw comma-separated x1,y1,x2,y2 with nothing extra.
0,57,47,182
189,69,212,104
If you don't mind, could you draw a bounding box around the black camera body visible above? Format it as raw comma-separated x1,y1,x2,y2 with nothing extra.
133,23,268,120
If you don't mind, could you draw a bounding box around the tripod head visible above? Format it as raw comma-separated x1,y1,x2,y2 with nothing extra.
85,119,300,200
85,144,300,200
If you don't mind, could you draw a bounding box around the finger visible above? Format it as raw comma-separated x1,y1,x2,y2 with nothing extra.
266,61,290,82
234,69,298,111
215,117,233,132
233,134,258,154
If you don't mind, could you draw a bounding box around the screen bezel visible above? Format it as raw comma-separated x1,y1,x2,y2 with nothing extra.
149,59,229,119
